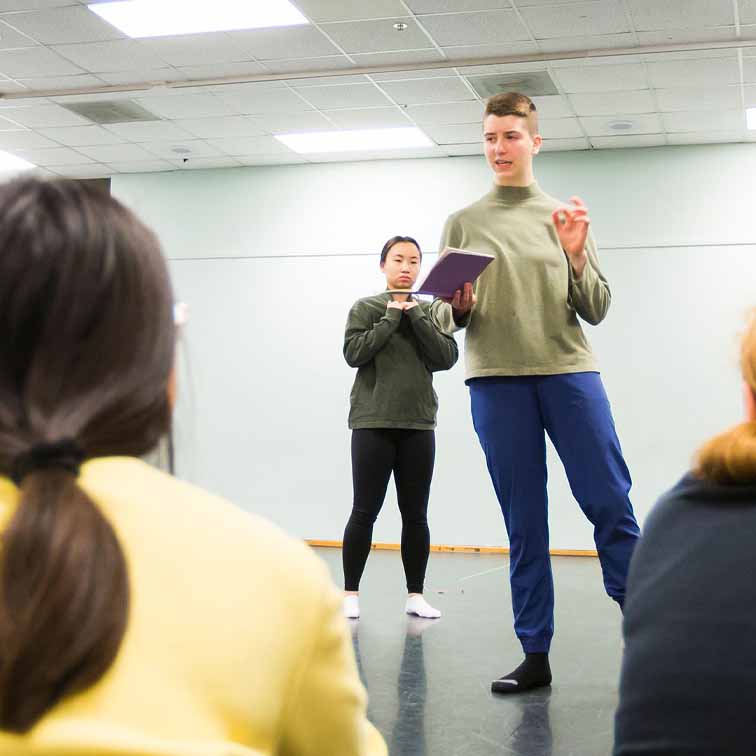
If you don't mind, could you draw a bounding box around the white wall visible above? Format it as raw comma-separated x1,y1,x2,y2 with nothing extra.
112,142,756,550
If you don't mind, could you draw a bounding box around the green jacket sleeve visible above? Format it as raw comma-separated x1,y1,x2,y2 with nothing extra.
567,230,611,325
343,302,402,367
405,305,459,372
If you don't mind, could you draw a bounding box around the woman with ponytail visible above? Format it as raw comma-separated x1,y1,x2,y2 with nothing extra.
614,311,756,756
0,177,385,756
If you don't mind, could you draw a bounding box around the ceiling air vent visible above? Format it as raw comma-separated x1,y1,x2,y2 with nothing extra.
60,100,161,125
465,70,559,99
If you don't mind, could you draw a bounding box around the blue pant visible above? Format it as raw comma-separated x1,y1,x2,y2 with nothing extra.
470,372,640,654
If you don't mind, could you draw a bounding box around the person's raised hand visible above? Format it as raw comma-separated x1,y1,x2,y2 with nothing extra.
552,195,590,277
442,282,476,318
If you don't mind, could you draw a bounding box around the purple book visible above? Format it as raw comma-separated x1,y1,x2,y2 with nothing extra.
410,247,495,299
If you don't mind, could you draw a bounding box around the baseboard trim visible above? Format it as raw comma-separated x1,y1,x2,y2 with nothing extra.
305,539,598,557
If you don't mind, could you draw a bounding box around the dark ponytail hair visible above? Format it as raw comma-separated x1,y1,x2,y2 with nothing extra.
379,235,422,264
0,177,175,732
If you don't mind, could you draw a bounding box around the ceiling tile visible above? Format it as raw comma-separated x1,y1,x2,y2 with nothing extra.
370,68,457,81
0,47,84,77
38,124,126,146
0,20,39,48
655,85,742,112
0,103,90,127
15,145,94,165
636,27,737,45
662,109,746,132
292,0,410,21
236,154,308,165
98,68,188,86
7,6,125,44
213,85,315,114
378,77,476,105
647,56,740,88
350,49,445,65
322,106,410,128
422,122,481,144
140,33,255,67
103,121,195,142
295,82,391,108
440,41,540,60
444,143,484,156
254,110,335,132
742,1,756,23
319,18,432,53
134,93,239,119
555,63,648,92
539,136,590,151
531,95,573,118
48,163,111,178
139,139,225,160
536,32,637,52
569,90,656,116
0,0,81,9
169,156,242,169
743,58,756,83
77,143,156,162
0,129,59,149
53,40,170,73
519,1,631,38
263,55,355,73
666,130,748,145
174,61,268,81
579,112,662,136
172,115,266,138
285,74,369,86
106,160,175,173
590,134,666,148
207,135,296,156
12,74,104,92
407,0,511,10
227,26,341,61
540,117,584,138
404,100,484,124
420,10,530,45
625,0,734,30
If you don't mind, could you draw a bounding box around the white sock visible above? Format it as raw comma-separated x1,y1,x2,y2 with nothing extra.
405,594,441,619
343,595,360,619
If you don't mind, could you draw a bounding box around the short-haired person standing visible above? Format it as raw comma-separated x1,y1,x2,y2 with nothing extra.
430,93,640,693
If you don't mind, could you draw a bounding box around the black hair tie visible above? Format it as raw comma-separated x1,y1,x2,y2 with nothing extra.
11,439,85,485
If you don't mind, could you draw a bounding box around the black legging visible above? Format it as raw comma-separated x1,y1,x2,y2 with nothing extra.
343,428,435,594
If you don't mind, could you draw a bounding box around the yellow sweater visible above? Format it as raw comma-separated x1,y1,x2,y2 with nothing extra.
0,458,386,756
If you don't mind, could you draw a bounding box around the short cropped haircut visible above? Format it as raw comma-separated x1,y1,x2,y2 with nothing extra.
484,92,538,136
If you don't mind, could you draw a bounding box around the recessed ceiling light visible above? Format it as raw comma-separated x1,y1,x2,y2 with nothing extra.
275,127,434,154
88,0,308,38
608,120,635,131
747,107,756,130
0,151,35,173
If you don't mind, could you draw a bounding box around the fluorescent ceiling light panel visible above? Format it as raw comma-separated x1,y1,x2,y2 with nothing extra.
0,151,35,172
88,0,308,38
275,128,434,154
747,107,756,131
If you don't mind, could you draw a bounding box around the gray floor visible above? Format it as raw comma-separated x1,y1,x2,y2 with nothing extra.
315,548,623,756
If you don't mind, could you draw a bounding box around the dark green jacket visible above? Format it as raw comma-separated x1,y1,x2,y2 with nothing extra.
344,293,458,430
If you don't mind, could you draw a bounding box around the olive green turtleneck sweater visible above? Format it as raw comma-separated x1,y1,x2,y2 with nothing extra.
430,182,610,379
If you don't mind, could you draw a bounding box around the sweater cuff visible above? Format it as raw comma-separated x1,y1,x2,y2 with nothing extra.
570,255,597,289
384,307,402,323
405,305,427,322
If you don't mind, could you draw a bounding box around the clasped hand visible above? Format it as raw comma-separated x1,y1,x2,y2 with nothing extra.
387,301,418,311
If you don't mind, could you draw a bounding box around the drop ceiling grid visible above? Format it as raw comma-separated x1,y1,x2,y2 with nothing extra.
0,1,748,171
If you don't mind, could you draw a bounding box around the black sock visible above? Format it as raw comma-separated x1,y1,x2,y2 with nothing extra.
491,653,551,694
